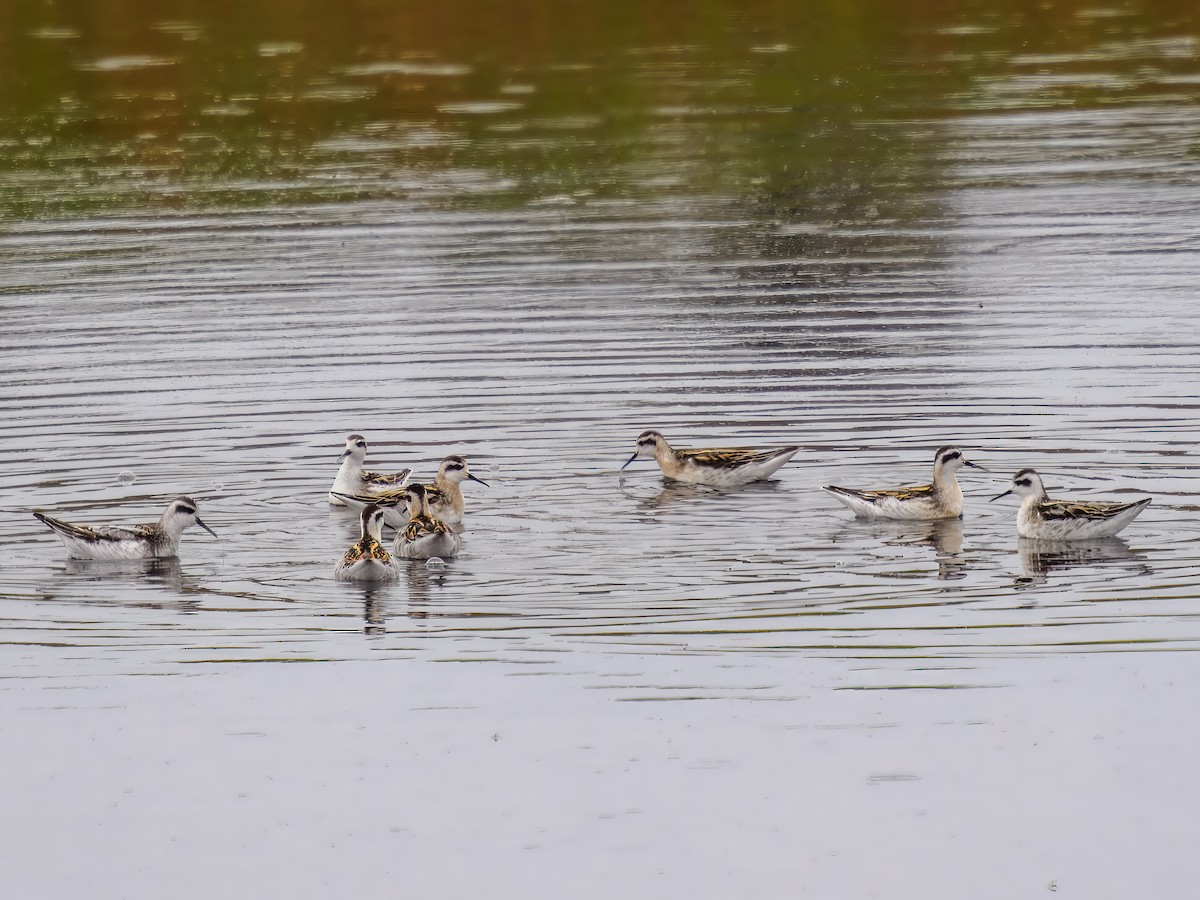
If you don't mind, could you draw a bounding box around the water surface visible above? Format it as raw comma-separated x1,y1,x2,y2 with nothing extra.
2,2,1200,897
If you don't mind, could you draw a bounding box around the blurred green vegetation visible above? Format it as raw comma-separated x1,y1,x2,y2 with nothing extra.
0,0,1196,219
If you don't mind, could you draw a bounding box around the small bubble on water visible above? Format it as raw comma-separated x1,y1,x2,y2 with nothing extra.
117,470,137,485
488,464,501,473
212,482,224,493
425,557,446,570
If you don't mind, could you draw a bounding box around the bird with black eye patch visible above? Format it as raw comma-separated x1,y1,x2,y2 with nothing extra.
335,504,400,581
33,496,217,560
822,446,985,520
330,455,488,529
620,430,799,488
329,434,411,505
991,468,1151,540
395,484,462,560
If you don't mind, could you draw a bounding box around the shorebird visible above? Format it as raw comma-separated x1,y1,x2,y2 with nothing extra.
33,496,216,560
394,483,461,560
822,446,985,520
620,430,798,487
334,504,401,581
329,434,411,505
331,455,487,528
991,468,1151,540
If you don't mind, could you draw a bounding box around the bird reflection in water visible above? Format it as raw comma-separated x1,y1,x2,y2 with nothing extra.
351,560,455,630
339,581,396,635
1015,537,1151,588
623,477,788,513
405,561,452,619
61,556,201,606
361,587,387,635
834,518,968,581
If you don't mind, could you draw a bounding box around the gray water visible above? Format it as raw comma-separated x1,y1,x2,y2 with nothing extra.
3,3,1200,897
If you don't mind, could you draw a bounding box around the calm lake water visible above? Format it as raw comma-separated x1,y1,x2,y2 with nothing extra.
3,2,1200,897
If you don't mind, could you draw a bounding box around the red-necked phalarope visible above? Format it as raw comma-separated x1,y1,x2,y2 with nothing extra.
33,496,217,560
620,430,799,487
335,504,401,581
394,483,462,560
990,468,1152,540
822,446,985,520
330,455,488,528
329,434,411,505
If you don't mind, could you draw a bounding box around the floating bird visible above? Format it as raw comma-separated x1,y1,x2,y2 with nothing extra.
33,496,217,560
334,504,401,581
822,446,985,520
331,455,488,528
395,484,461,560
991,468,1151,540
620,430,798,487
329,434,411,505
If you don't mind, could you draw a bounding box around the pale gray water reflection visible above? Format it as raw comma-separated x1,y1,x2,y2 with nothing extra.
59,556,193,597
1015,536,1153,588
3,2,1200,897
831,518,969,582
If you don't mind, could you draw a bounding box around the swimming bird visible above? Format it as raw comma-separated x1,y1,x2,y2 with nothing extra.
620,430,799,488
335,504,401,581
990,468,1151,540
395,484,461,560
329,434,411,505
33,496,217,560
822,446,984,520
330,455,488,528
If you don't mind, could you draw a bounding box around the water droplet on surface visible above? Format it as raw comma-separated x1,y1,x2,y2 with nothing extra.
425,557,445,570
117,471,136,485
